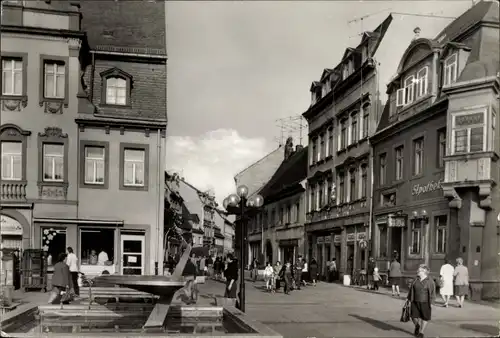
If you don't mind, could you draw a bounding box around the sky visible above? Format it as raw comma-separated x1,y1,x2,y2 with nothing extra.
165,0,473,203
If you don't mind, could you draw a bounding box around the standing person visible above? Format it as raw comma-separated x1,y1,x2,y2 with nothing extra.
97,249,109,266
294,256,304,290
206,255,214,278
389,256,402,297
309,259,318,286
367,257,375,289
439,259,454,307
65,247,79,296
273,261,282,292
407,264,436,338
279,260,294,295
330,258,338,282
224,254,238,299
264,262,274,292
373,266,381,291
199,256,206,276
251,257,259,282
181,255,198,304
48,253,73,304
453,257,469,308
301,258,309,286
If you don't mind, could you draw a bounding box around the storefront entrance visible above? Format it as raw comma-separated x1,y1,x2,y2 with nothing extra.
1,215,23,251
281,245,295,264
121,234,145,275
391,227,402,260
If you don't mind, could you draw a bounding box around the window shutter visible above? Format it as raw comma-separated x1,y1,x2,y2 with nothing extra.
396,88,405,107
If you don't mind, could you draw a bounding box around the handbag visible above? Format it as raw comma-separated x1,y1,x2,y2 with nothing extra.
400,299,411,322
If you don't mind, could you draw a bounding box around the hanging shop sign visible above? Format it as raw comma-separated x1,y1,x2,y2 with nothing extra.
411,179,443,196
317,236,324,244
333,235,342,244
346,233,356,242
324,236,331,244
356,232,367,241
0,216,23,236
388,214,407,228
359,239,368,249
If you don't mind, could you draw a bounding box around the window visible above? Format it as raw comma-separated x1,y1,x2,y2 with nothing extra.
435,215,447,254
410,219,421,255
361,165,367,198
123,149,145,186
378,225,387,258
340,119,347,149
452,112,485,154
271,209,276,226
311,139,316,165
443,54,457,86
328,128,334,156
84,146,105,185
316,137,321,162
44,61,65,98
351,113,358,144
413,138,424,175
338,173,345,203
295,202,300,222
106,77,127,105
1,142,22,180
379,153,386,185
361,105,369,139
395,146,404,180
279,207,284,224
396,76,416,107
349,169,356,201
43,144,64,182
416,67,428,98
318,182,324,208
41,227,67,267
2,58,23,95
80,228,115,266
308,187,313,212
327,179,333,204
286,205,291,224
361,45,368,62
320,134,325,159
437,129,446,168
342,64,349,79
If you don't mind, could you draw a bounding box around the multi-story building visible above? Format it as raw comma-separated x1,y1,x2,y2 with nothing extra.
0,1,168,277
370,0,499,299
247,139,308,266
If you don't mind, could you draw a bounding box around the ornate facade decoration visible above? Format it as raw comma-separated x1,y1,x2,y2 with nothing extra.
38,127,68,138
43,101,65,114
1,97,28,111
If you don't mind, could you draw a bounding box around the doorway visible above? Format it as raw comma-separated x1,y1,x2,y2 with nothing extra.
265,241,273,264
121,234,145,275
346,244,355,275
283,246,294,264
391,227,402,260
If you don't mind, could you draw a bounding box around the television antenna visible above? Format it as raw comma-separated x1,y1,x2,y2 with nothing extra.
275,115,308,147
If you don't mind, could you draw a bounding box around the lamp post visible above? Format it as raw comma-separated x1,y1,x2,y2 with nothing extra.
413,209,429,266
223,185,264,313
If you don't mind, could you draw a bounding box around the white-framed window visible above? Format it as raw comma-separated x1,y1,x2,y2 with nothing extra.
410,219,421,255
435,215,447,254
325,129,330,157
451,111,486,154
43,144,64,182
318,182,324,208
123,149,145,186
395,146,404,180
1,142,22,180
309,140,315,165
342,64,349,79
84,146,105,184
443,53,458,86
311,138,317,165
308,187,314,212
413,138,424,175
437,129,446,168
396,76,416,107
416,67,428,98
340,119,347,149
44,62,65,98
1,58,23,96
338,173,345,203
316,137,321,161
351,113,358,144
360,164,367,198
360,104,370,139
106,77,127,105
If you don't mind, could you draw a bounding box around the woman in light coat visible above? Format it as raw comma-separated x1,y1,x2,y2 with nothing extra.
454,257,469,308
439,259,454,307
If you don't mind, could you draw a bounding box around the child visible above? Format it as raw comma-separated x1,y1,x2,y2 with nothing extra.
373,266,381,291
264,262,274,292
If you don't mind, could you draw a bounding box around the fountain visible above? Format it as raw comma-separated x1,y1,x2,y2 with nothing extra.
1,242,282,337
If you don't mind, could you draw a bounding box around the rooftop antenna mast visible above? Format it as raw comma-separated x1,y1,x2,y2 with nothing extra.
275,115,308,146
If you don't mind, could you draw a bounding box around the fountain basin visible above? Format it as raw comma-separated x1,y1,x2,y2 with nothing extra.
1,304,282,338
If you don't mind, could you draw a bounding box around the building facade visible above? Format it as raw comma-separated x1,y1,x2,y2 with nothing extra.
371,0,499,299
1,0,168,277
247,140,308,267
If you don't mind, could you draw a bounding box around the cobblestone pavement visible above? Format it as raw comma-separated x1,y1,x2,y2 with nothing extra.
199,279,499,338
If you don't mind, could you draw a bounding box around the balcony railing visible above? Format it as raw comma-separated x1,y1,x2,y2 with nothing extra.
1,180,27,200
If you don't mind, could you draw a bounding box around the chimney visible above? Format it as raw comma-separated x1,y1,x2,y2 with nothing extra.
413,27,421,40
296,145,304,152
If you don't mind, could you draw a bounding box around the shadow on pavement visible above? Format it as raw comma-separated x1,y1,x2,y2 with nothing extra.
349,314,413,335
459,324,499,336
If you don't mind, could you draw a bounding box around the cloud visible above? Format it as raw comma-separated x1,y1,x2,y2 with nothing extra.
166,129,273,204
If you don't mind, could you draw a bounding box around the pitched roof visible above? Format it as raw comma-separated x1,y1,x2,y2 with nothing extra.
80,0,166,55
259,146,308,201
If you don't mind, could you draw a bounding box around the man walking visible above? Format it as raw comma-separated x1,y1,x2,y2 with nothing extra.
295,255,304,290
66,247,79,296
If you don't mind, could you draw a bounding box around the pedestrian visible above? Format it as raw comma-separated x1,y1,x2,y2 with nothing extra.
48,253,73,304
206,255,213,278
224,254,238,299
294,256,304,290
453,257,469,308
309,258,318,286
264,262,274,292
439,259,454,307
199,256,206,276
66,247,79,296
301,258,309,286
373,266,381,291
407,264,436,338
273,261,282,292
367,257,375,289
251,257,259,282
180,255,198,304
214,257,222,280
329,258,338,282
279,260,294,295
389,256,402,297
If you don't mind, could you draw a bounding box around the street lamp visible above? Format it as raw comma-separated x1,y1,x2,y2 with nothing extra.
223,185,264,312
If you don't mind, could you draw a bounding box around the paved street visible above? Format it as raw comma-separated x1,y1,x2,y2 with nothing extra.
199,279,499,338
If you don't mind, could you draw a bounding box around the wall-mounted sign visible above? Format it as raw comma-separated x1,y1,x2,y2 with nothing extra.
375,216,388,225
333,235,341,244
1,216,23,236
357,232,367,241
317,236,324,244
412,179,443,196
346,233,356,242
388,214,406,228
359,239,368,249
455,112,484,127
324,236,331,243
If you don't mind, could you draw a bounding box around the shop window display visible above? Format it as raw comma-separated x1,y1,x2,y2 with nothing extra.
80,228,115,267
41,227,67,266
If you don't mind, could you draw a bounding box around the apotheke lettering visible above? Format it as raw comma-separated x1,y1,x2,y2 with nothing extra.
412,179,443,196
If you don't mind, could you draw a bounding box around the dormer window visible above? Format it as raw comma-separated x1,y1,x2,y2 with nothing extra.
443,53,458,86
361,45,369,63
100,68,132,106
416,67,428,98
404,75,415,105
